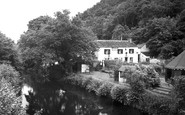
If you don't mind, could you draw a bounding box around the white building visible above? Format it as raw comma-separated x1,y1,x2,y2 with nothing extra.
137,43,150,62
95,40,140,63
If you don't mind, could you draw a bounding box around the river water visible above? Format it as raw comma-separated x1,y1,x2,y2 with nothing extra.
22,82,148,115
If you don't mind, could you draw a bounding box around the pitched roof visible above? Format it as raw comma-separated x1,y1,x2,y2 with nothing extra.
166,50,185,70
95,40,137,48
137,43,146,48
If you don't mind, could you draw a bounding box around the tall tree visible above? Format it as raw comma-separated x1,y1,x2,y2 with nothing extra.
0,32,19,68
18,10,96,81
132,17,184,59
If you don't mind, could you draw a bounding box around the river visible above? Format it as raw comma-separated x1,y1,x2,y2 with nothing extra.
22,81,148,115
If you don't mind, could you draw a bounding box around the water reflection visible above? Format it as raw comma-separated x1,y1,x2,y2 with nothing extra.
23,82,147,115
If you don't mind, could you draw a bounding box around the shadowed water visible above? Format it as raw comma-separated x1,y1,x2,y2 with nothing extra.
22,82,148,115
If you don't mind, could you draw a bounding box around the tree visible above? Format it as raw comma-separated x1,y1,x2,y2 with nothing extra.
112,24,131,40
0,32,19,68
132,17,184,59
18,10,96,81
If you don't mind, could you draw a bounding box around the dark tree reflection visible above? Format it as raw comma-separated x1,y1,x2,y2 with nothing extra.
25,82,147,115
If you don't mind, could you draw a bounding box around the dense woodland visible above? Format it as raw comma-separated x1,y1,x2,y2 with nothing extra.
79,0,185,59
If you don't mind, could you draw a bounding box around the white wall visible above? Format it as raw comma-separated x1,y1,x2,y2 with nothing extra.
140,52,150,62
95,47,140,63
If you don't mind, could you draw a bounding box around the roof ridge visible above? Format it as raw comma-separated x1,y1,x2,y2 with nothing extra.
174,50,185,69
96,40,129,42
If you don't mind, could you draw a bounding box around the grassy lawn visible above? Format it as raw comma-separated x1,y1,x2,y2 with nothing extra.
79,71,130,87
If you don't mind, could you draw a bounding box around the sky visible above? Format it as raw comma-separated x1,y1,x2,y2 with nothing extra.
0,0,100,43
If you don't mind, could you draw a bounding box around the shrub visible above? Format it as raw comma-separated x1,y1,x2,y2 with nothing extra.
138,64,160,88
139,92,173,115
66,74,83,85
0,78,26,115
170,76,185,113
0,64,20,86
153,64,163,75
110,85,129,104
81,77,93,88
0,64,25,114
86,78,102,93
126,71,146,106
97,82,114,96
127,70,145,94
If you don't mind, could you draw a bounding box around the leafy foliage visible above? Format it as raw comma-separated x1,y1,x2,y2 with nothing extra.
0,64,20,86
97,82,114,96
0,78,25,115
66,73,179,114
140,92,173,115
121,64,160,89
110,85,129,104
0,32,20,68
133,17,184,58
170,76,185,113
18,11,97,81
0,64,25,115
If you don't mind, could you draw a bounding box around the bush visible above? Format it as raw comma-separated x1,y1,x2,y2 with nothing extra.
0,78,26,115
97,82,114,96
0,64,25,115
66,73,175,114
140,92,173,115
126,71,146,106
86,78,102,93
127,70,145,94
0,64,20,86
81,77,93,88
67,75,103,93
110,85,129,104
153,64,163,75
170,76,185,113
137,64,160,88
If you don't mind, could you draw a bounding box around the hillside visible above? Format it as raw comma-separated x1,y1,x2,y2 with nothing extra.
79,0,185,59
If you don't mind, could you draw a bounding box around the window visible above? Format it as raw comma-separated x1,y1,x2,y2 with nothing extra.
125,57,128,62
129,49,134,54
104,49,110,55
117,49,123,54
182,70,185,75
146,58,150,62
114,58,118,60
130,57,133,63
105,58,110,60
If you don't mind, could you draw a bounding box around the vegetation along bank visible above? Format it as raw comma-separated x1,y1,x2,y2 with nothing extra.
64,70,183,115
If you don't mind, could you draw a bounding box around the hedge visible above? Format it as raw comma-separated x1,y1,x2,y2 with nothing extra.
65,74,176,115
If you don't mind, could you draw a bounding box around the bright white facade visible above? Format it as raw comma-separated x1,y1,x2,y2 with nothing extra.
95,40,140,63
137,43,150,62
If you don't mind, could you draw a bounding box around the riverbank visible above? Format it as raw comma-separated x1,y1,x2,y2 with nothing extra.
63,73,175,115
